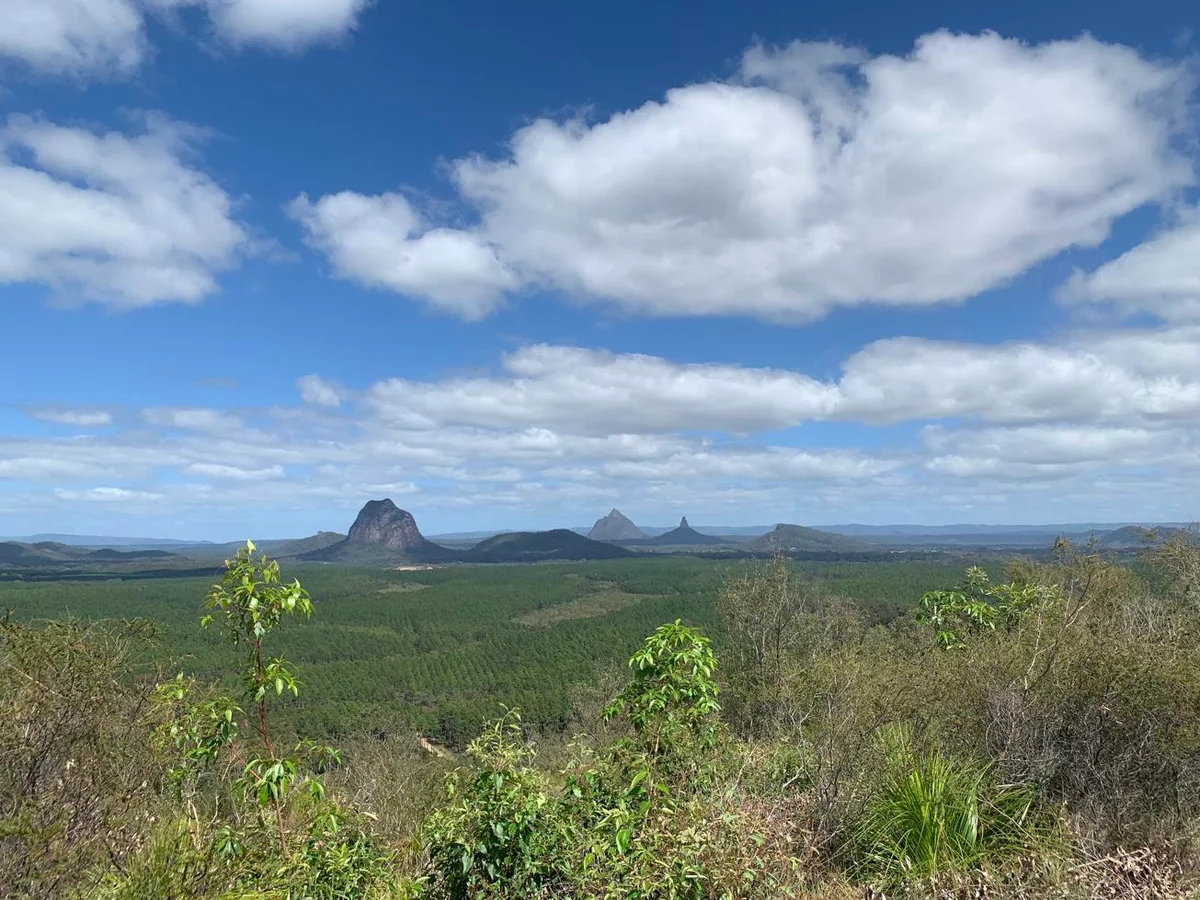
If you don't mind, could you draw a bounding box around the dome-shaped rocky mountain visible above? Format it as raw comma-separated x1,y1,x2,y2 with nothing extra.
588,509,646,542
300,500,454,564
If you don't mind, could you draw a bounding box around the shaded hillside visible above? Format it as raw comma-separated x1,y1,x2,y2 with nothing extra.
748,524,872,553
463,529,635,562
0,542,181,568
1098,525,1190,549
89,548,177,560
301,500,453,565
588,509,646,542
0,542,73,566
633,517,729,547
273,531,346,557
0,533,202,548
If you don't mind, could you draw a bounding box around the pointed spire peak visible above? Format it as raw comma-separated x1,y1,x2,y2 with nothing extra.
609,508,623,517
680,516,690,528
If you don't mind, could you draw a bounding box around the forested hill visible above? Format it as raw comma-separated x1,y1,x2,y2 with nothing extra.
463,529,636,562
748,524,872,553
0,541,179,567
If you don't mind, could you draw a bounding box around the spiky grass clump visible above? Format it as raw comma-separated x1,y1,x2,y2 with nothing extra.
846,738,1050,883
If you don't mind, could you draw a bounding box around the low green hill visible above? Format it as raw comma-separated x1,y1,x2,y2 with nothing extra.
748,524,872,553
273,531,346,557
463,529,636,562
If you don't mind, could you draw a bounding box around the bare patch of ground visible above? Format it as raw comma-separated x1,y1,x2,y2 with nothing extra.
515,590,659,627
375,582,431,593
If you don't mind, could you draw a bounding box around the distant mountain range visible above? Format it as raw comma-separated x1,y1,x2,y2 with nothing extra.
1096,525,1190,549
4,510,1193,569
0,533,206,548
0,541,180,567
819,522,1184,536
299,500,638,565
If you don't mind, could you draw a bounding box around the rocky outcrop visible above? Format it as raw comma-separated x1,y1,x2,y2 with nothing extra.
588,509,646,542
347,500,429,550
300,500,453,564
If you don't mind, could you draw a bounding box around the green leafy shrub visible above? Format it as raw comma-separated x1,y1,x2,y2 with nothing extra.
420,621,802,899
98,543,399,899
917,565,1053,649
420,709,560,899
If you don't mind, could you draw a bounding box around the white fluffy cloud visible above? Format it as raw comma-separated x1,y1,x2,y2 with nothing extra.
362,327,1200,435
366,345,836,433
0,0,371,75
298,31,1193,321
185,0,371,50
297,374,342,408
0,0,145,76
836,327,1200,425
7,326,1200,528
1059,209,1200,322
921,424,1197,480
0,114,246,307
288,192,517,320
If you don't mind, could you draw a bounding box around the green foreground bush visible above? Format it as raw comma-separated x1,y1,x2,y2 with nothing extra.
4,534,1200,898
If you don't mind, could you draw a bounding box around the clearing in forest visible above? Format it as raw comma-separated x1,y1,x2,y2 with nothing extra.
515,588,660,627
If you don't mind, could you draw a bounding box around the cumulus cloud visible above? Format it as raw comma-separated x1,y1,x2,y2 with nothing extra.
288,192,517,320
920,423,1199,480
0,114,247,307
835,328,1200,425
0,0,145,76
188,0,372,50
366,345,836,433
0,0,371,75
1059,209,1200,322
297,374,342,408
298,31,1193,321
363,328,1200,435
6,325,1200,527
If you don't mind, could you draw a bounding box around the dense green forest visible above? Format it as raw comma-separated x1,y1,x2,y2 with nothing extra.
0,556,968,744
6,540,1200,898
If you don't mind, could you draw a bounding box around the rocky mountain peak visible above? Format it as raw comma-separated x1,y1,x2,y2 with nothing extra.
587,508,646,542
346,499,428,550
679,516,690,529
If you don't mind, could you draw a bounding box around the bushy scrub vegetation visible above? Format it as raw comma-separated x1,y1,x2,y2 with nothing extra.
4,536,1200,897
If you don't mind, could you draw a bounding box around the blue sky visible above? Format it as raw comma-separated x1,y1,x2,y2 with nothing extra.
1,0,1198,540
